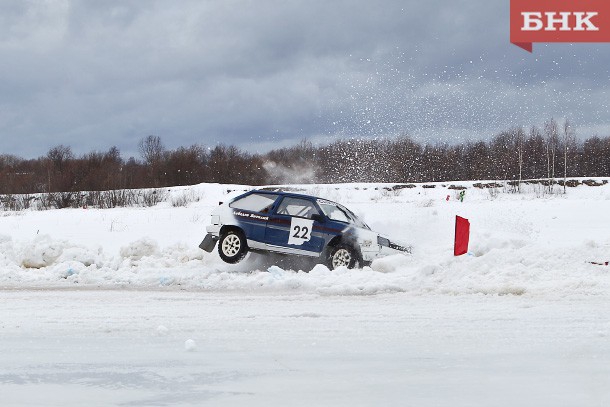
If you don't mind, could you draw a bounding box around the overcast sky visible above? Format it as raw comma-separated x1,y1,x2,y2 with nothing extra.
1,0,609,158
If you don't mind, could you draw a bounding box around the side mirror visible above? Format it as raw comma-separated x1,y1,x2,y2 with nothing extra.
311,214,325,223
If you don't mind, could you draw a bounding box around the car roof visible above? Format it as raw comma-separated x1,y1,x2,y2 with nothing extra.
240,189,336,203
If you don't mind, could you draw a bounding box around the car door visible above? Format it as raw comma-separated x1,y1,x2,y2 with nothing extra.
228,192,279,243
264,196,325,254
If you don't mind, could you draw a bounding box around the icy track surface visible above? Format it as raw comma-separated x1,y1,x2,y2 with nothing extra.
2,290,610,406
1,181,610,405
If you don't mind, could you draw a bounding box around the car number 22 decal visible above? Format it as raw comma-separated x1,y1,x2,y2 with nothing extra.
288,217,314,245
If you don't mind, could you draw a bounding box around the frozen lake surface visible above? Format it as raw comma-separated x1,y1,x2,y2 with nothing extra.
2,289,609,406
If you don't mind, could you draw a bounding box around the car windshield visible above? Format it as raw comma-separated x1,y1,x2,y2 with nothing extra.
316,199,370,229
230,193,278,213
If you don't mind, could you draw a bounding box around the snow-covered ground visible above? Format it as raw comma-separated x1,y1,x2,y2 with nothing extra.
2,180,610,296
1,180,610,405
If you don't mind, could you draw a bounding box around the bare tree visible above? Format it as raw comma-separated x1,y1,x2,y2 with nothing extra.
138,135,164,166
544,119,559,192
46,145,74,192
47,145,74,172
138,135,165,186
514,127,525,192
562,119,576,193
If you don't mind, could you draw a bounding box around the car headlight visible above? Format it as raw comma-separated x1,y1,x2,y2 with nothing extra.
377,236,390,247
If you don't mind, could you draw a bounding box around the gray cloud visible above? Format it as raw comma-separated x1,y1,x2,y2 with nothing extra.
0,0,609,158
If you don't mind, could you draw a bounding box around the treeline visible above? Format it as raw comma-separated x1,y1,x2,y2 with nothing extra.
0,139,265,194
1,119,609,194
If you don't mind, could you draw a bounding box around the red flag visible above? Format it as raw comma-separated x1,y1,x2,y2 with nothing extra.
454,216,470,256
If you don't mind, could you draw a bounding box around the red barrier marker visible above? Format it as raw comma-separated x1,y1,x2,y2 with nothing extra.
454,216,470,256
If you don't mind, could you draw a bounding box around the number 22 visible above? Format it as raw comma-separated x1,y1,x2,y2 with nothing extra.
292,225,309,239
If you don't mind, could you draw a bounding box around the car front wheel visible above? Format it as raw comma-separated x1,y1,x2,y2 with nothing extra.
327,244,357,269
218,230,248,263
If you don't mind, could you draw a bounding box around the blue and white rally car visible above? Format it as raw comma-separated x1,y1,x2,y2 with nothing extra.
199,190,410,269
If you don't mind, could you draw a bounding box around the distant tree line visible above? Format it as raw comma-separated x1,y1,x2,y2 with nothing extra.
1,119,609,195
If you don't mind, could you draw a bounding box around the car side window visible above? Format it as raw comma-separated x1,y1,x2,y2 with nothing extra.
230,193,278,213
318,203,350,223
275,197,320,219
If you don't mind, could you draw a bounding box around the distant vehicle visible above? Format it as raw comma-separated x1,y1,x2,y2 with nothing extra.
199,190,410,269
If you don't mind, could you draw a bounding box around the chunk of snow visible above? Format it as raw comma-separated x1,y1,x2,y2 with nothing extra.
120,238,159,261
184,339,197,352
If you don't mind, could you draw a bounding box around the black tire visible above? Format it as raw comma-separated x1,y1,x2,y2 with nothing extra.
218,229,248,264
327,244,358,270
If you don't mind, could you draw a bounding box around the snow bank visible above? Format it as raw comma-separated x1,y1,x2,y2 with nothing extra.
0,233,608,298
1,180,610,297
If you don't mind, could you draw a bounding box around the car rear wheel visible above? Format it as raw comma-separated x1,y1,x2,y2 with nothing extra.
327,244,357,269
218,230,248,263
